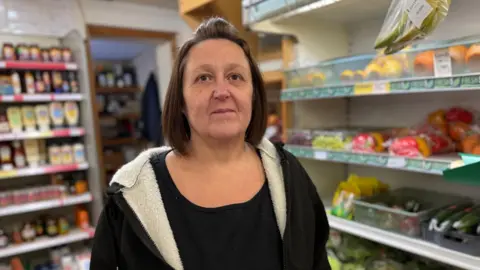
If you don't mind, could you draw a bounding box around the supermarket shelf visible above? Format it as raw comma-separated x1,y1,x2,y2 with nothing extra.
0,228,95,259
96,87,141,94
248,0,390,32
0,127,85,142
281,73,480,101
328,215,480,270
0,163,89,180
0,61,77,71
0,193,92,217
284,145,456,175
0,93,83,103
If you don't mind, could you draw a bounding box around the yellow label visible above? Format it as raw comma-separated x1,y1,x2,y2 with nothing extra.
354,83,373,95
0,170,17,179
354,82,391,95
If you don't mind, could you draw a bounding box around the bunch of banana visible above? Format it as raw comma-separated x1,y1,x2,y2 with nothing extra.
375,0,451,54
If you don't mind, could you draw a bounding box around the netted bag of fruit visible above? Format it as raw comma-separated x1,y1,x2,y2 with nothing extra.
374,0,451,55
429,107,480,153
389,129,455,157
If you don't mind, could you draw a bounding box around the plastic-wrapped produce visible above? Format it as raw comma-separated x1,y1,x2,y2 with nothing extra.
375,0,451,54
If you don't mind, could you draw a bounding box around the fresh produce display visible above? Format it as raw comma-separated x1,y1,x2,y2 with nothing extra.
286,35,480,90
331,174,389,220
374,0,451,54
354,188,466,237
424,202,480,256
311,129,358,151
287,106,480,158
327,230,460,270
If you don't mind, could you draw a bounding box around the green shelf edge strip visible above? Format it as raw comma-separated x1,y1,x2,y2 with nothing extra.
284,145,453,175
281,74,480,101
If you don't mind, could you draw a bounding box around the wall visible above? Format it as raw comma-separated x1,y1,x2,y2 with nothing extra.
133,44,159,89
79,0,192,44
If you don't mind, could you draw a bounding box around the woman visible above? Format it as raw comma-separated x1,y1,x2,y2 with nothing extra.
90,17,331,270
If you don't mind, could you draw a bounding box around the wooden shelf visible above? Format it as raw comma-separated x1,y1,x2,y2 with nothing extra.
102,137,136,146
99,113,140,121
96,87,141,94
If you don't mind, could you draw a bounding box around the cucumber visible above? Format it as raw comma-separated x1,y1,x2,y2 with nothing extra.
453,208,480,230
429,203,473,231
437,206,480,232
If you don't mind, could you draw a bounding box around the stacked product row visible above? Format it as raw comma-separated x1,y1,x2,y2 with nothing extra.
0,70,79,96
330,174,480,257
0,139,85,170
95,64,137,89
0,208,90,248
288,106,480,157
1,102,80,133
286,36,480,88
2,43,74,63
0,174,88,207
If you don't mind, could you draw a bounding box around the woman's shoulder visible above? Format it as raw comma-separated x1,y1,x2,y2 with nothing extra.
109,145,171,190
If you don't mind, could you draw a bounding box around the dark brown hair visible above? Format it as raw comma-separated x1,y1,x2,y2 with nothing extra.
162,17,267,155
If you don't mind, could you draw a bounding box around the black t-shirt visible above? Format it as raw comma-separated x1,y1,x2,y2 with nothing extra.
151,151,283,270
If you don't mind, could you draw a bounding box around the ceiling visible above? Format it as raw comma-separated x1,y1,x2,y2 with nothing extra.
102,0,178,9
90,39,158,60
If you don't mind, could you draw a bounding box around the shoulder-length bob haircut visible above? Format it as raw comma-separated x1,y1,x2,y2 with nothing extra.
162,17,267,155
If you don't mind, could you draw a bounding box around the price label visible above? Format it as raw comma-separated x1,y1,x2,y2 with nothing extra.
387,157,407,168
353,83,373,95
434,48,452,77
314,151,327,160
405,0,434,28
372,82,390,94
65,63,78,70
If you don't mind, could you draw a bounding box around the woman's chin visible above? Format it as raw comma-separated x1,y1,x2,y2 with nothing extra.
207,127,245,141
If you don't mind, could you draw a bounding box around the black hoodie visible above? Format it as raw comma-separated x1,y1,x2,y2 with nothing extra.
90,138,331,270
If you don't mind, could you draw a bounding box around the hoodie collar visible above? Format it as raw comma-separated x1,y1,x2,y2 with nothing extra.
110,138,286,270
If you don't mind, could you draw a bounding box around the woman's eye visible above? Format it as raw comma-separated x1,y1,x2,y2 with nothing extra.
196,74,211,83
228,73,243,81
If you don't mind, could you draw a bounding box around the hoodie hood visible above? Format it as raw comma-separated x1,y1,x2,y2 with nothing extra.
110,138,287,270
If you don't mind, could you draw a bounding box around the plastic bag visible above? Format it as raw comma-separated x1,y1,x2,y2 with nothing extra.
375,0,451,54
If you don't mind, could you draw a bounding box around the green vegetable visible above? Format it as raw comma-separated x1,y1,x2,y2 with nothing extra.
437,206,480,232
429,203,473,231
453,207,480,230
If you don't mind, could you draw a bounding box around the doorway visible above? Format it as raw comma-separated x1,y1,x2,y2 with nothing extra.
85,25,175,192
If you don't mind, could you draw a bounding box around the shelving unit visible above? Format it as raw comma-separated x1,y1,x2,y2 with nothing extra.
0,2,102,264
0,163,89,180
0,228,95,259
285,145,456,175
245,0,480,269
0,193,92,217
0,93,83,103
96,87,141,94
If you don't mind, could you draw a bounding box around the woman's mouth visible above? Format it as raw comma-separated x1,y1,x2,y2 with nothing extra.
212,108,235,114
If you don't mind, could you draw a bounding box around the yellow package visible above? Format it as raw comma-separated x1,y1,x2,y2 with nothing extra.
331,181,361,219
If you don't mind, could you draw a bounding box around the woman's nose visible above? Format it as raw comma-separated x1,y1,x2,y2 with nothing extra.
212,80,230,100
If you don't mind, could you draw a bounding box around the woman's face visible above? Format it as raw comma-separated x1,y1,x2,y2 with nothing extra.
183,39,253,142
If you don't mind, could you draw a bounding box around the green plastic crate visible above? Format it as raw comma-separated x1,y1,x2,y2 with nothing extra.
442,153,480,185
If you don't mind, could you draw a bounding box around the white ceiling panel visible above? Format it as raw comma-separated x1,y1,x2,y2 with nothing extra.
96,0,178,9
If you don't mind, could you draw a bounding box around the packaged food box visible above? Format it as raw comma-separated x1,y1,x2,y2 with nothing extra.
286,129,312,146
